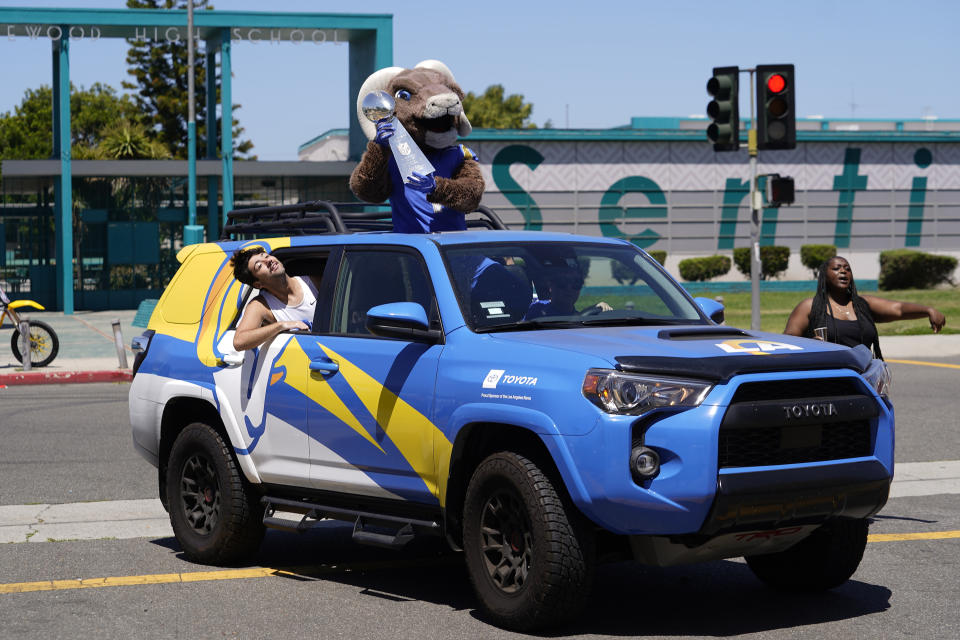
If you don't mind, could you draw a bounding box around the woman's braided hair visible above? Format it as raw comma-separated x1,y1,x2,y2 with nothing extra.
807,257,883,359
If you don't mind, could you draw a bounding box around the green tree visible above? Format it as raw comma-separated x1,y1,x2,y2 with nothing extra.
463,85,537,129
0,83,142,174
97,119,171,160
124,0,255,159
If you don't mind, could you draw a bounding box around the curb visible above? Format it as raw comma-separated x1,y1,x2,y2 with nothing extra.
0,369,133,387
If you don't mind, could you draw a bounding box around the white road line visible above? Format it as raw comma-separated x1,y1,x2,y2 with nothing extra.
0,499,171,544
888,460,960,498
1,461,958,543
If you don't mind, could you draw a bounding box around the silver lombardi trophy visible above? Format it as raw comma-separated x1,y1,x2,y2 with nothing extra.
361,90,436,183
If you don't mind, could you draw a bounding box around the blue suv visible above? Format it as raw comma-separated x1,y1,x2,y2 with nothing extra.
129,204,894,631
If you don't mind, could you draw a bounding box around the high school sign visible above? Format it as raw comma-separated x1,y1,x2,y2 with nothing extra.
0,6,392,314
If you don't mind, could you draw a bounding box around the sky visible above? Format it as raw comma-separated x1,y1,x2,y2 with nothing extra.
0,0,957,160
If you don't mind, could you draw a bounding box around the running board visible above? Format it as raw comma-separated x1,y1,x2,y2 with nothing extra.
261,496,440,549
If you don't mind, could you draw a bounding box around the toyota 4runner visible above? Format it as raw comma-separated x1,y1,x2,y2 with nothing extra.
129,204,894,631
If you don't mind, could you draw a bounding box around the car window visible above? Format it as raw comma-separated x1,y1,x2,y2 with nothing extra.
443,241,702,331
230,249,330,332
330,249,435,335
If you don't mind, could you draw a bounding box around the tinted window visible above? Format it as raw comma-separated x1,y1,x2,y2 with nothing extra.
443,241,702,331
331,249,434,335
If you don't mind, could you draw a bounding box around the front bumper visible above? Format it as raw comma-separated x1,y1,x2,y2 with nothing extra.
552,370,894,536
703,459,891,536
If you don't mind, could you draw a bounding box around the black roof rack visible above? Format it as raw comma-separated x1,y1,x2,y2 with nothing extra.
220,201,507,240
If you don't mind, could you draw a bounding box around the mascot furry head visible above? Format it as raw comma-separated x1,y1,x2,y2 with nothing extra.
349,60,485,233
355,59,473,150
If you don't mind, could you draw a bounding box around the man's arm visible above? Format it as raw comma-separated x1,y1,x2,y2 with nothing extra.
233,296,307,351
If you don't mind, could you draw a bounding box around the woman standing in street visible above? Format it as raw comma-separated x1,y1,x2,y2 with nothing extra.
784,256,946,359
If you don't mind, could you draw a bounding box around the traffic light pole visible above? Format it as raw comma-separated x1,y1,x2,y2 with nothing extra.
747,68,762,331
707,64,796,331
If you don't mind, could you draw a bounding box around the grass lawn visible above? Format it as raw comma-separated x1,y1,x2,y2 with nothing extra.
716,288,959,336
580,287,960,336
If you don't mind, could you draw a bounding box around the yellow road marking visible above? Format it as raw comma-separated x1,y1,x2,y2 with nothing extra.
3,530,958,595
0,556,454,595
867,529,960,542
887,359,960,370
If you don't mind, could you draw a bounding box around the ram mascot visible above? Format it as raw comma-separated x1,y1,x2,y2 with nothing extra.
349,60,485,233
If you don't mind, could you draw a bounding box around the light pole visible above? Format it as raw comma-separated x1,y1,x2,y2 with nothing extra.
184,0,203,245
747,67,762,331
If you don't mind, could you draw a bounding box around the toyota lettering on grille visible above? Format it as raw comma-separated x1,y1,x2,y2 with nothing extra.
783,402,837,420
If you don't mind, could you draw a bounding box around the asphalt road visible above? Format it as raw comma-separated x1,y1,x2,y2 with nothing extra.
0,357,958,639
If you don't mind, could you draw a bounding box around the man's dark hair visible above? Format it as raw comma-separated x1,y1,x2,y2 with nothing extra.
230,246,267,286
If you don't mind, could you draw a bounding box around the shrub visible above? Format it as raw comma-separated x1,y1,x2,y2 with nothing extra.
678,255,732,282
647,250,666,266
878,249,957,290
800,244,837,278
733,246,791,280
611,251,665,284
610,260,639,285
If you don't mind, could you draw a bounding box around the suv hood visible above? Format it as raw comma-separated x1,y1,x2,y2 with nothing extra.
490,325,873,382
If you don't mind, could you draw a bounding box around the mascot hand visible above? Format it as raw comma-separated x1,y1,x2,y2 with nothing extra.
374,120,395,146
406,172,436,194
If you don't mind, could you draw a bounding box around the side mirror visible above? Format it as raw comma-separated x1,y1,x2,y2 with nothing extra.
694,297,725,324
366,302,441,342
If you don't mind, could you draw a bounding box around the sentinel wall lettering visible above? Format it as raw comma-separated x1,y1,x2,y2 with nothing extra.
479,141,949,253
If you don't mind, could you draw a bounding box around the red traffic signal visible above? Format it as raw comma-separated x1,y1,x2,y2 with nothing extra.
756,64,796,150
766,73,786,94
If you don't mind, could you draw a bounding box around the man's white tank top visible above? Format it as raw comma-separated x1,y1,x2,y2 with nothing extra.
260,276,318,325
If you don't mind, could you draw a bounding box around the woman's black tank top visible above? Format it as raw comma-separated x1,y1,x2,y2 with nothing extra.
827,317,878,349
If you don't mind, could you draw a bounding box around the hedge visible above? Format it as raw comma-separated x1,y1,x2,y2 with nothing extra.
611,250,666,284
647,250,666,266
733,246,790,280
800,244,837,278
678,255,732,281
878,249,957,290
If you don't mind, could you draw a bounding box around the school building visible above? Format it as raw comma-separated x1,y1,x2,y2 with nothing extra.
2,7,958,310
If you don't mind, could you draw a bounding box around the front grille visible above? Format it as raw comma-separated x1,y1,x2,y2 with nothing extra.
719,377,874,469
719,420,871,468
731,378,862,403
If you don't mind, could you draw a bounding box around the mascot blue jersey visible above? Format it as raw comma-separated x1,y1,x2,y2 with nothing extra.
388,144,478,233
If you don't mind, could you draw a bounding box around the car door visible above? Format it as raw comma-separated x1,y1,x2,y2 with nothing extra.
301,246,446,504
213,249,330,488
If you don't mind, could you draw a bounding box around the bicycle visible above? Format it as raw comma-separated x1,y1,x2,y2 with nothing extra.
0,284,59,367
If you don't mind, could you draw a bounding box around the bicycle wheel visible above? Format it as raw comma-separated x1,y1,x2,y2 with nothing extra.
11,320,60,367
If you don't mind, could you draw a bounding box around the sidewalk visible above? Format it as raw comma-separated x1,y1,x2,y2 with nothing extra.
880,334,960,359
0,310,138,386
1,310,958,387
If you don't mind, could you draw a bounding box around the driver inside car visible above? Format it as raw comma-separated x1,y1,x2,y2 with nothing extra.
524,268,612,320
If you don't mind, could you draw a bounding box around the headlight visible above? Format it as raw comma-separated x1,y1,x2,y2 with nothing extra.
582,369,713,415
862,359,892,398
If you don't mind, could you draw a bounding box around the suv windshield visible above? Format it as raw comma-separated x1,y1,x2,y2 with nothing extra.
442,241,704,332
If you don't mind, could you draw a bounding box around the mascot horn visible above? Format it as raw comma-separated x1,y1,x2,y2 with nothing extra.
348,60,485,233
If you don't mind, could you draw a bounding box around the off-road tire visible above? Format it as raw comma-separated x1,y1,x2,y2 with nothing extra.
166,422,264,564
11,320,59,367
463,451,594,631
745,518,869,591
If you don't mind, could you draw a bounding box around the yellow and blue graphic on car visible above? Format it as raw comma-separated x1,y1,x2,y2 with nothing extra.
145,239,450,504
715,339,804,355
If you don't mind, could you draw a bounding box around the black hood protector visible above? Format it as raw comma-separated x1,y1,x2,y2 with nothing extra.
616,344,874,383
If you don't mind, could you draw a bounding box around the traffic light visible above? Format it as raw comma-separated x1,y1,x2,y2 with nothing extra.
756,64,796,150
706,66,739,151
764,174,795,207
